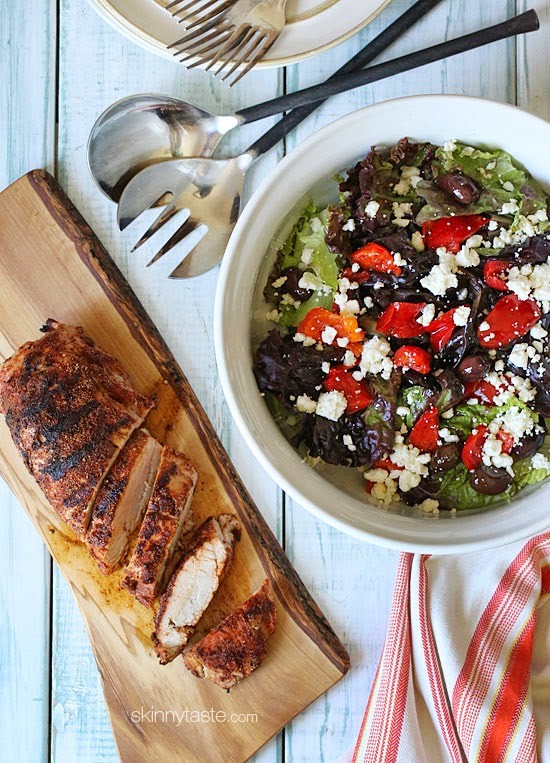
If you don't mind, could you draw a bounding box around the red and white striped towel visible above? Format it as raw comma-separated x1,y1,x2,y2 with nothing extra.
352,533,550,763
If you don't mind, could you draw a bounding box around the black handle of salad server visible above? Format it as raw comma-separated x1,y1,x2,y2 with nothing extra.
245,0,445,158
238,9,539,131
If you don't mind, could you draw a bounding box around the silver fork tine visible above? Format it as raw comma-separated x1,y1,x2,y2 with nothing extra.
218,28,264,79
148,216,204,266
131,203,180,251
167,0,220,15
211,27,258,77
183,0,236,29
168,16,227,49
203,23,250,71
175,29,232,62
226,30,278,85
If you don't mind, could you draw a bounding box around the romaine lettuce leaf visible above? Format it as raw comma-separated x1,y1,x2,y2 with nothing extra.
434,142,549,223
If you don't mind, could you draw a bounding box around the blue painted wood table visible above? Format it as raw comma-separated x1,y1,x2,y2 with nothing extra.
1,0,548,760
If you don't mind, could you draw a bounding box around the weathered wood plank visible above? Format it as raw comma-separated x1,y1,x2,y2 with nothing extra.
517,0,550,121
0,2,56,761
281,0,516,759
54,0,285,760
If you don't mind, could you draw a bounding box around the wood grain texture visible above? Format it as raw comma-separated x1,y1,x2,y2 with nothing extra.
0,2,56,762
0,170,348,763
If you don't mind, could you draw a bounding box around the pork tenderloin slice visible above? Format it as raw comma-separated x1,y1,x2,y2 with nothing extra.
87,430,162,575
182,580,277,690
122,445,198,607
0,321,154,538
152,514,241,664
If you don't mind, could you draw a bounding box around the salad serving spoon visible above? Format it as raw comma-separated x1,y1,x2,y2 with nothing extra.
116,9,539,279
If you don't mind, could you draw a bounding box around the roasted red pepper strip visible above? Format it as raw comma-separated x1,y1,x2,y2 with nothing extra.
477,294,541,349
426,308,459,352
483,260,510,291
409,407,440,452
462,425,488,470
422,214,489,253
462,425,513,470
351,242,401,276
373,458,404,472
298,307,365,344
464,379,500,406
376,301,427,338
340,267,371,285
393,345,432,374
323,366,374,413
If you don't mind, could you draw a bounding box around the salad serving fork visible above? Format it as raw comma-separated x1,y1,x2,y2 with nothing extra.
116,9,539,279
166,0,288,85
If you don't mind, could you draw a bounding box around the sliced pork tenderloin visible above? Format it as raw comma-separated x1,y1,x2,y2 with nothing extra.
182,580,277,690
0,321,153,539
87,429,162,574
122,445,198,606
152,514,241,664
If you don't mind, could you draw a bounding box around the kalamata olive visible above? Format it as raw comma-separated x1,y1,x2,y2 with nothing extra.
283,267,313,302
511,425,546,459
456,353,490,382
431,442,461,473
469,465,512,495
436,172,481,206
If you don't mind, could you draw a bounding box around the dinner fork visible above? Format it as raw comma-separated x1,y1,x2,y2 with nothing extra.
166,0,288,85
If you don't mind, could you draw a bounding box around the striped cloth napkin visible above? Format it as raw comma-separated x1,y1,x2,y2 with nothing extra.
352,533,550,763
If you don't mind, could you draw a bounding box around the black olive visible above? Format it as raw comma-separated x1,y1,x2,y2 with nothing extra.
431,443,461,473
283,267,313,302
436,172,481,206
456,353,490,382
511,427,546,459
469,465,512,495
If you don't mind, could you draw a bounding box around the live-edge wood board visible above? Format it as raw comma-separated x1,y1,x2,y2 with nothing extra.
0,170,349,763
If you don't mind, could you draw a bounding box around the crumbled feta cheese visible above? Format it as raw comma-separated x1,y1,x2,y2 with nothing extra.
443,139,457,153
508,343,530,370
358,336,393,380
315,390,347,421
293,332,317,347
411,231,425,252
530,322,548,340
321,326,337,345
266,309,281,322
342,218,356,232
336,337,349,347
439,428,459,443
281,293,301,308
298,271,332,293
301,247,314,266
402,165,421,179
416,303,435,327
494,406,538,443
505,260,550,311
295,395,317,414
370,477,398,505
456,245,480,268
339,298,361,316
398,470,421,493
442,408,454,419
396,405,410,418
479,321,490,332
416,498,440,514
343,434,357,452
364,296,374,309
501,199,519,215
389,442,431,475
421,260,458,296
365,200,380,218
453,306,471,326
532,452,550,470
321,361,330,374
488,219,499,231
310,217,323,232
393,252,406,268
502,181,515,193
343,350,356,367
351,262,360,273
272,275,287,289
392,202,412,219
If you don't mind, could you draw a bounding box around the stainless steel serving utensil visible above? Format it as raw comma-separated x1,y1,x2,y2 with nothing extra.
167,0,289,86
117,9,539,279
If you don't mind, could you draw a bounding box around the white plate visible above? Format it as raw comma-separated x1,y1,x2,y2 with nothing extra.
86,0,392,68
214,95,550,554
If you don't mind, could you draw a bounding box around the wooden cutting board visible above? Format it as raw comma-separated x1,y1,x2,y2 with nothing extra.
0,171,349,762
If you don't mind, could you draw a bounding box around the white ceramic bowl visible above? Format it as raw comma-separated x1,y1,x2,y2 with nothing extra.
214,95,550,553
